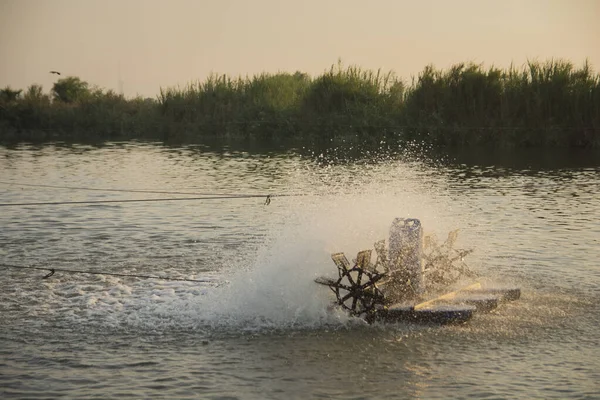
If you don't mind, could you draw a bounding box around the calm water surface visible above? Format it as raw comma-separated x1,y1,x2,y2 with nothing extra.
0,142,599,399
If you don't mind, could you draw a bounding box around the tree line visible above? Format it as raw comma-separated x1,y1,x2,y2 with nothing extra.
1,59,599,147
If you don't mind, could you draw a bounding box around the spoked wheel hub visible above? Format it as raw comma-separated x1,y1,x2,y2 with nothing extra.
333,266,385,316
315,250,387,317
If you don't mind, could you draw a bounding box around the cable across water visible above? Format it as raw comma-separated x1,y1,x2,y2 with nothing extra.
0,262,216,283
0,180,297,198
0,194,277,207
0,181,306,207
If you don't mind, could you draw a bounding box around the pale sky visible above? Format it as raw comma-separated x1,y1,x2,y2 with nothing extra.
1,0,599,98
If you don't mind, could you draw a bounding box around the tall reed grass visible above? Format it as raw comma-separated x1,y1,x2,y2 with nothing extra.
1,59,598,147
403,60,600,146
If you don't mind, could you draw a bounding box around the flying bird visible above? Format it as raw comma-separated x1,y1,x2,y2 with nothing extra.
49,71,61,75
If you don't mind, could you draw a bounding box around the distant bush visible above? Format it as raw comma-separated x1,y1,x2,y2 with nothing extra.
1,59,598,147
51,76,90,103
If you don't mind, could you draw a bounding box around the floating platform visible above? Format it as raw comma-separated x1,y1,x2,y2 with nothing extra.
376,304,476,324
371,285,520,324
447,293,500,312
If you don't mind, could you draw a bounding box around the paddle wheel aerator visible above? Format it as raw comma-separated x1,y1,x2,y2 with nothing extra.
315,218,520,324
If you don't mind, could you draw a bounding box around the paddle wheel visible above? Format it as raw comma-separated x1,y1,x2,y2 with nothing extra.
314,250,387,316
315,218,520,323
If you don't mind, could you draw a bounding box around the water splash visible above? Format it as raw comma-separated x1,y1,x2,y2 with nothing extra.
195,155,470,330
2,148,528,334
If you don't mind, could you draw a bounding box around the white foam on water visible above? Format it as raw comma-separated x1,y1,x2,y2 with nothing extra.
193,157,468,331
35,154,489,333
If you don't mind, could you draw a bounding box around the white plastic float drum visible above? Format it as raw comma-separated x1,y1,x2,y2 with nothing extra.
388,218,424,298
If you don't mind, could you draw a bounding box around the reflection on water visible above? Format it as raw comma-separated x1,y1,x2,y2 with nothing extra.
0,141,599,399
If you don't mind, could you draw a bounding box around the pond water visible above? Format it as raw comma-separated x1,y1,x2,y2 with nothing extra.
1,141,599,399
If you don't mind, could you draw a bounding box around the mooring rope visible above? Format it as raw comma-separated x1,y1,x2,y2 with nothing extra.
0,194,292,207
0,181,308,207
0,194,281,207
0,262,213,283
0,181,301,199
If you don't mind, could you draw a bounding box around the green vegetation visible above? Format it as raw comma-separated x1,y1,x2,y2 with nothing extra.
1,59,599,147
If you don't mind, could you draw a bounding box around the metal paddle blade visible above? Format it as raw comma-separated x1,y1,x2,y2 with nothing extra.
314,276,337,286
